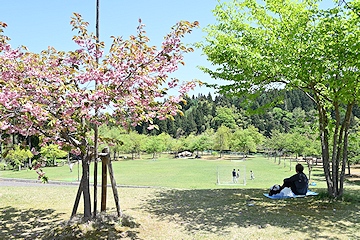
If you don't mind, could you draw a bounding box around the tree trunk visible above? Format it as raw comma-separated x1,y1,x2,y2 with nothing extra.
71,150,92,219
284,155,286,168
305,157,312,181
314,88,354,198
278,152,281,165
338,103,353,197
28,136,32,167
316,98,334,197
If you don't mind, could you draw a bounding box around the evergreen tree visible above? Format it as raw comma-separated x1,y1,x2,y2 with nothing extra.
207,92,213,102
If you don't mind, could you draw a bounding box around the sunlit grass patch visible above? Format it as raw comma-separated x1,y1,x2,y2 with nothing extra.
0,187,360,239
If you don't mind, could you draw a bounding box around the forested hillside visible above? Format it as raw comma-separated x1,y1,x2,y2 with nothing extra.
134,89,360,137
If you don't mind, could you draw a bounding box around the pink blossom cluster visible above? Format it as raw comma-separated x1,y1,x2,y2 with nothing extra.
0,15,198,178
36,170,45,178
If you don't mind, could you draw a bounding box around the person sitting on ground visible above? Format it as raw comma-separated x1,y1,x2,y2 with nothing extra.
281,163,308,195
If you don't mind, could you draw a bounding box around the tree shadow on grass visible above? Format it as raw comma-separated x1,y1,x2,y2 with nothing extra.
0,206,140,239
141,188,360,239
345,177,360,186
0,206,64,239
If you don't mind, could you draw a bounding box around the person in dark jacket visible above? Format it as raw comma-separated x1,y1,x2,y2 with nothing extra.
281,164,308,195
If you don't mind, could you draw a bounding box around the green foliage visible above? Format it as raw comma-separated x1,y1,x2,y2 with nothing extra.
198,0,360,197
188,133,212,154
213,125,231,155
214,106,238,129
40,144,68,166
5,145,33,169
143,135,165,158
230,128,256,154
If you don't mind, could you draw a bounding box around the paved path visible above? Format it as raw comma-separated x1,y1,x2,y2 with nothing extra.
0,177,80,187
0,177,174,189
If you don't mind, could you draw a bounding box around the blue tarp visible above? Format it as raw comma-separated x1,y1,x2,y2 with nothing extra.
263,190,319,199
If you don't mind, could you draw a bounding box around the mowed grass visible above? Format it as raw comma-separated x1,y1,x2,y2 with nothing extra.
1,154,360,239
1,186,360,239
1,154,331,189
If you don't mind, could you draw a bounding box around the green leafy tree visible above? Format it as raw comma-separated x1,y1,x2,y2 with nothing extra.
171,136,187,157
5,145,33,170
246,125,265,149
214,106,238,129
198,0,360,197
270,130,287,165
40,144,68,166
213,125,231,158
263,137,274,161
129,131,145,159
286,132,307,162
157,132,173,155
188,133,211,156
144,135,164,159
230,128,256,158
99,125,126,160
303,135,321,181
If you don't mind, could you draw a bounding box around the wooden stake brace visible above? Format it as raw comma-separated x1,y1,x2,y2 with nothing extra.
71,147,122,218
99,147,122,217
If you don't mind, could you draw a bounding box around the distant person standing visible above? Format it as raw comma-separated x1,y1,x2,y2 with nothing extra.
69,163,74,172
236,169,240,179
250,170,255,180
232,169,237,183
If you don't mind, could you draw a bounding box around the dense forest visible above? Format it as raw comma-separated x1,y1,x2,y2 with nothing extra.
134,89,360,138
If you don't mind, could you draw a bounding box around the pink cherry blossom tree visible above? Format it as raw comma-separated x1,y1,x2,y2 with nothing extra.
0,15,198,218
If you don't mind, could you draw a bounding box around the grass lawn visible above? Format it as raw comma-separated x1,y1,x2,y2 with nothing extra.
1,154,360,239
1,154,332,189
1,186,360,239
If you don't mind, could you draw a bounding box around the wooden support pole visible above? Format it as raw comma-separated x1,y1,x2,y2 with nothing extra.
71,175,84,218
93,0,100,218
99,147,122,217
108,159,122,217
100,148,109,212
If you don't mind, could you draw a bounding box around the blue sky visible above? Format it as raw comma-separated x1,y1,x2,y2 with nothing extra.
1,0,337,97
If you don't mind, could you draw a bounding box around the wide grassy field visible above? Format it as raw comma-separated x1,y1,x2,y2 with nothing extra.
1,154,360,239
1,154,331,189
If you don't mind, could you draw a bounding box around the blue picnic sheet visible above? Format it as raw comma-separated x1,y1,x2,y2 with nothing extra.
263,190,319,199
